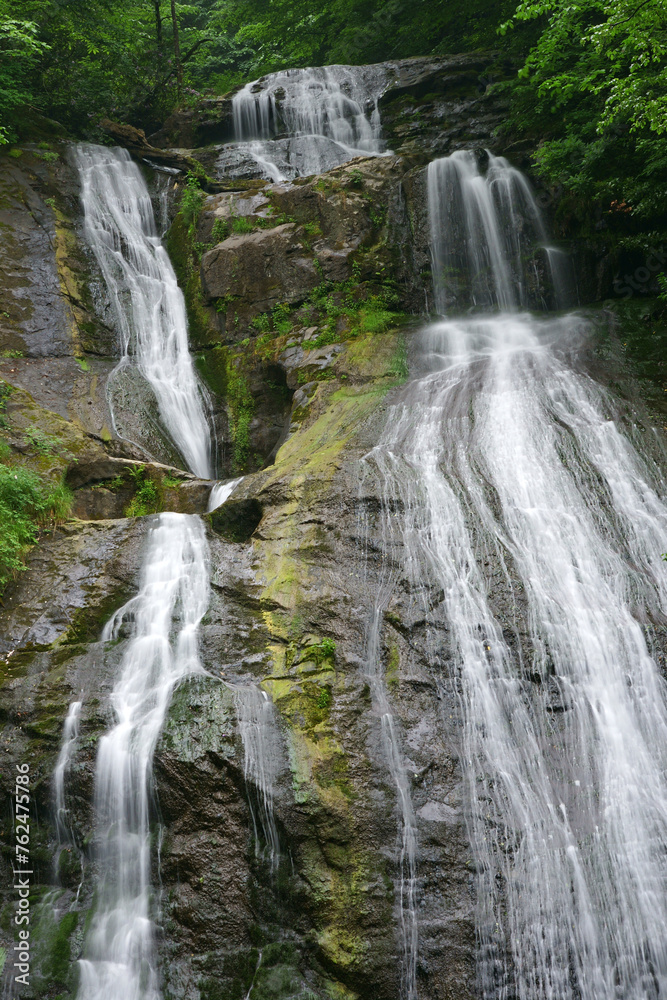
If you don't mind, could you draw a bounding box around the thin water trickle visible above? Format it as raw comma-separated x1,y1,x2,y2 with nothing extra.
233,686,281,870
53,700,82,845
76,514,210,1000
359,575,419,998
368,152,667,999
75,145,212,478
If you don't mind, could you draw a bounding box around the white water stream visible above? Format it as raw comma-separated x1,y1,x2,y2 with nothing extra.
233,686,281,870
54,700,82,845
229,65,389,180
367,151,667,999
77,514,210,1000
75,145,212,478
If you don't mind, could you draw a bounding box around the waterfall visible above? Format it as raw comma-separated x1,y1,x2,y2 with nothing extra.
227,65,389,181
75,145,212,479
53,700,82,845
77,513,210,1000
233,686,281,870
208,477,243,512
367,150,667,999
427,151,570,314
363,603,418,1000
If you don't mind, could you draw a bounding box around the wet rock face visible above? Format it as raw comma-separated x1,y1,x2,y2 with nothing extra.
378,53,510,161
201,224,321,321
0,327,476,1000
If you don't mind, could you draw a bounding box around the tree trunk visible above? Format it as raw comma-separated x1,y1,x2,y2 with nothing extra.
170,0,183,95
153,0,163,51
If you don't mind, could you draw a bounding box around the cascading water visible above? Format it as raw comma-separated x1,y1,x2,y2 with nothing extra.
208,477,243,512
366,151,667,999
363,601,418,1000
53,700,82,845
77,514,210,1000
75,145,212,479
224,65,389,181
233,686,281,870
427,150,570,314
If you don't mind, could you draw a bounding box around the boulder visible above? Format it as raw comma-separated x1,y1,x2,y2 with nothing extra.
200,223,320,321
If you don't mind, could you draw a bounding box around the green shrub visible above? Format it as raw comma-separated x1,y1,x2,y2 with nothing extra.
230,215,255,234
124,465,161,517
211,217,229,243
24,424,61,455
180,175,204,231
0,464,71,592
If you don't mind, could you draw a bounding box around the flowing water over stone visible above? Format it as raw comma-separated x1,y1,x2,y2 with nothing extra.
75,145,212,478
427,150,571,313
365,151,667,999
232,685,282,870
229,65,389,180
208,477,243,512
77,513,210,1000
53,700,82,845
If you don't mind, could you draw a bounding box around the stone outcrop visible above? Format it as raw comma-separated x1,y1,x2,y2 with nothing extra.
201,223,321,317
1,48,654,1000
0,327,476,1000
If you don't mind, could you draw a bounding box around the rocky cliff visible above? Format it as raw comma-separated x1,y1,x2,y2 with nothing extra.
0,52,664,1000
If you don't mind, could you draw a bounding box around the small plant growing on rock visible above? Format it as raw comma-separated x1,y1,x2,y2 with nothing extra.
24,424,61,455
124,465,161,517
230,215,255,234
210,217,229,243
273,301,293,335
180,174,204,232
251,313,271,334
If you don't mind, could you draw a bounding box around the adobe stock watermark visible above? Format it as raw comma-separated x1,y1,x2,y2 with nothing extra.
13,763,31,987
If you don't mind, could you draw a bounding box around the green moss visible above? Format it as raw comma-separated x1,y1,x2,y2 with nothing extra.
386,645,400,691
31,904,78,993
167,213,214,347
198,948,259,1000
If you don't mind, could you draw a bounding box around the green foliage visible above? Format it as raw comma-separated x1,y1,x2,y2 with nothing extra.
272,301,293,335
211,0,516,73
251,312,271,334
503,0,667,218
0,463,71,592
0,10,49,143
24,424,61,455
181,174,204,231
225,359,255,471
230,215,255,234
211,217,229,243
124,465,161,517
